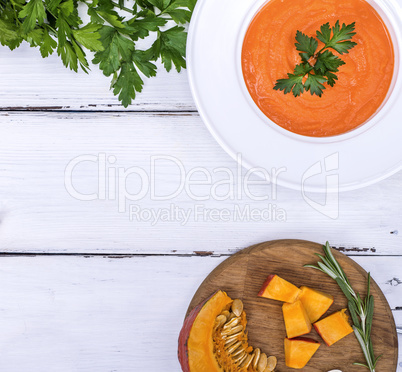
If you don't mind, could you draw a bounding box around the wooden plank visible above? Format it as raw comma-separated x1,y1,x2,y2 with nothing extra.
0,255,399,371
0,111,402,255
0,44,195,111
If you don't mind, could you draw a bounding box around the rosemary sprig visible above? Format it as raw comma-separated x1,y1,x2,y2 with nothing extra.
305,242,381,371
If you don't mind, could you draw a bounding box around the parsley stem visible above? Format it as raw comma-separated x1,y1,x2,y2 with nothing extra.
111,1,134,14
10,0,22,26
46,24,58,36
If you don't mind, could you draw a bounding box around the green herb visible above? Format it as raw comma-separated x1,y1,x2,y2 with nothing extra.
0,0,196,107
274,21,357,97
305,242,381,372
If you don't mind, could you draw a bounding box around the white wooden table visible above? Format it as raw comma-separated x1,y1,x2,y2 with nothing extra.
0,44,401,371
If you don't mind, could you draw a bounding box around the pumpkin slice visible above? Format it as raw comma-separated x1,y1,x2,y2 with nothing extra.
178,291,276,372
284,337,320,369
314,309,354,346
298,286,334,323
282,300,312,338
258,274,301,303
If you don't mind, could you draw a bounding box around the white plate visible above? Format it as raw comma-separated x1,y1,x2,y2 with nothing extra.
187,0,402,192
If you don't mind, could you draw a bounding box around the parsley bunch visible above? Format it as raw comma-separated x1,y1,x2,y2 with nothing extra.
274,21,357,97
0,0,196,107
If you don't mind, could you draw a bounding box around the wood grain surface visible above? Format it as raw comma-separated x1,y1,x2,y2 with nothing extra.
187,240,398,372
1,112,402,255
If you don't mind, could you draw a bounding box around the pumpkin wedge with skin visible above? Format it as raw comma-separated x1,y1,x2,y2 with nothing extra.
284,337,320,369
258,274,301,303
178,291,276,372
298,286,334,323
314,309,354,346
178,290,231,371
282,300,312,338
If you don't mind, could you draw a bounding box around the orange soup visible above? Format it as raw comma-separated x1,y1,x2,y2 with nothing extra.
242,0,394,137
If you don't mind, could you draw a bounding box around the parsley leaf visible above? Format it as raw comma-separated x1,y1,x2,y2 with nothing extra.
132,49,157,78
274,63,312,97
112,61,143,107
147,0,171,11
18,0,46,33
89,0,125,28
72,23,104,51
187,0,197,12
274,74,305,97
162,0,192,24
324,71,338,87
295,31,318,57
92,26,132,76
274,20,356,97
314,50,345,74
126,10,167,41
304,74,327,97
316,20,357,55
0,18,21,47
39,27,57,57
294,63,312,76
151,26,187,72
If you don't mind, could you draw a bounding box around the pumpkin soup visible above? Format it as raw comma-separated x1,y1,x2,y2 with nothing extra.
242,0,394,137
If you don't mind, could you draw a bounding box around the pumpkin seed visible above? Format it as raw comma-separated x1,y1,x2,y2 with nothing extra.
227,341,243,354
225,339,237,348
223,317,240,329
252,348,261,370
237,353,248,366
257,352,268,372
233,350,246,362
232,345,246,357
220,310,230,318
214,315,227,329
231,299,244,317
228,312,237,321
266,355,277,371
223,331,243,343
240,354,254,368
221,325,243,336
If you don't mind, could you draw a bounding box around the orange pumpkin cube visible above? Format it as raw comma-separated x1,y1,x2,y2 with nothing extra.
313,309,354,346
282,300,312,338
298,286,334,323
258,274,301,303
284,337,320,369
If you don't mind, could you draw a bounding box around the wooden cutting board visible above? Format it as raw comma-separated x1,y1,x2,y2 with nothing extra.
186,240,398,371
